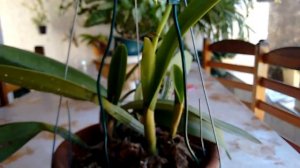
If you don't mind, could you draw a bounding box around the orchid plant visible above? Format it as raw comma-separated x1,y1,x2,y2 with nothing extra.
0,0,260,165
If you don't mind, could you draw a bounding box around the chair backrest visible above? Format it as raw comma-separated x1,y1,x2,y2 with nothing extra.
253,47,300,128
202,38,261,108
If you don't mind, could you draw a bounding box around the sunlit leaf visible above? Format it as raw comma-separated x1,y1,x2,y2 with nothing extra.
0,65,97,101
0,45,106,96
141,37,156,107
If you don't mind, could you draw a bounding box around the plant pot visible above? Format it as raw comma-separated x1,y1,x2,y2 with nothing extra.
114,37,143,56
53,124,219,168
38,25,47,34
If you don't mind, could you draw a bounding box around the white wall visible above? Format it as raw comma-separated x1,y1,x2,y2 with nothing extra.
185,1,270,52
246,1,270,43
0,0,109,71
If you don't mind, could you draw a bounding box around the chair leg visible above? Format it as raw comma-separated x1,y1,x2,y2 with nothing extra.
0,82,9,107
283,137,300,153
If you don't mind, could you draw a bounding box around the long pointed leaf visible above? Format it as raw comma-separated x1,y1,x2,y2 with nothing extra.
0,65,97,101
162,51,192,101
187,105,261,144
141,37,156,106
102,98,144,135
0,45,106,96
0,99,144,163
171,65,184,103
122,100,216,142
0,122,85,162
147,0,220,106
134,83,143,101
107,44,128,104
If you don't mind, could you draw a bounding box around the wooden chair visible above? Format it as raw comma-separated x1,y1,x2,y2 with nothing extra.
253,46,300,152
253,46,300,125
0,82,20,107
0,82,8,106
202,38,262,108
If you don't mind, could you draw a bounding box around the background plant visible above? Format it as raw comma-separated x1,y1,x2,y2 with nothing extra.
59,0,166,39
80,33,108,56
197,0,253,41
23,0,48,26
60,0,253,41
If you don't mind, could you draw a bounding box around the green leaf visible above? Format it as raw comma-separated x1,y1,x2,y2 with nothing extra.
147,0,220,107
0,45,106,97
167,50,193,73
181,110,232,159
188,105,261,144
122,99,261,144
123,100,210,140
122,99,231,157
122,99,225,145
171,65,184,103
141,37,156,106
95,2,113,10
0,65,97,101
80,34,107,45
134,83,143,101
84,9,111,27
0,122,85,162
164,50,193,101
102,98,144,135
184,116,224,144
107,44,128,104
160,76,174,100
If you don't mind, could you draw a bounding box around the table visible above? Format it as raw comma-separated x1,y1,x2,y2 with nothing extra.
0,63,299,167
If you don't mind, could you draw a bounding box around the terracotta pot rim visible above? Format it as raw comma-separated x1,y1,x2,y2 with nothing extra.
53,124,219,168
